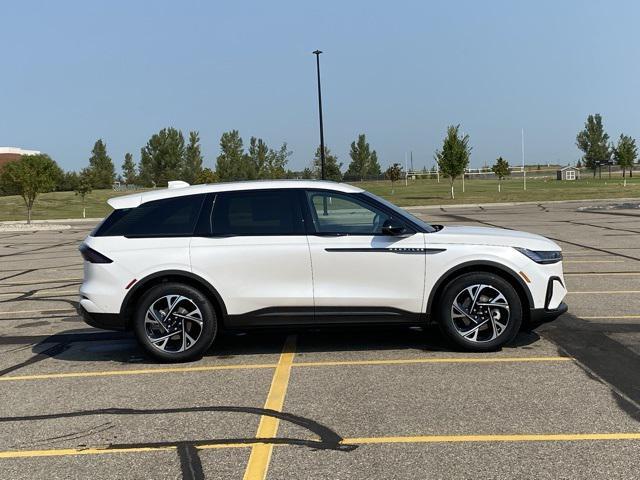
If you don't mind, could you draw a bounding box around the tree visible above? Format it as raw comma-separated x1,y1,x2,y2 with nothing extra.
88,139,116,189
215,130,254,181
194,168,217,184
264,142,291,179
75,168,93,218
491,157,510,193
613,134,637,178
345,134,380,180
369,150,382,176
248,137,270,179
0,154,62,224
122,152,137,185
576,159,582,169
183,131,204,184
58,171,79,191
385,163,403,194
139,127,186,186
312,146,342,181
576,114,611,177
434,125,471,199
301,167,314,179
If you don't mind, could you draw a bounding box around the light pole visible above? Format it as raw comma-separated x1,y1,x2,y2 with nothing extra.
313,50,326,180
522,128,527,191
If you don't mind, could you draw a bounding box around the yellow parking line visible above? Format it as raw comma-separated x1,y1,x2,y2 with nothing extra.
0,363,278,382
0,308,75,315
564,272,640,276
0,278,81,286
343,432,640,445
567,290,640,294
294,357,572,368
0,290,78,298
563,260,625,264
0,356,571,383
0,445,177,459
243,335,297,480
2,432,638,460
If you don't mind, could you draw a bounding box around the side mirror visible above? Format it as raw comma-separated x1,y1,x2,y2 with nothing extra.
381,219,406,236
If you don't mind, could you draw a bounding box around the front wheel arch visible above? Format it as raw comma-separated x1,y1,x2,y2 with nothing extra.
427,261,533,323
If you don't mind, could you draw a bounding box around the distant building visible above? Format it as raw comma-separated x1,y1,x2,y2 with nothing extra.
0,147,41,169
556,165,580,181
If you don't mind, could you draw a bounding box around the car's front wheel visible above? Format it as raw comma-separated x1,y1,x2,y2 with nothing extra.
133,283,217,362
437,272,522,351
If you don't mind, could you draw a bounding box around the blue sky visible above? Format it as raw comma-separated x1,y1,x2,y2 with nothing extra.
1,0,639,172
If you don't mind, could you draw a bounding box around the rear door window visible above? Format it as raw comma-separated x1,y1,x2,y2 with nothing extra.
94,194,206,237
209,190,303,235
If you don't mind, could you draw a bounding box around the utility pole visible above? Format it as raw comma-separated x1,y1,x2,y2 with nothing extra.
313,50,325,180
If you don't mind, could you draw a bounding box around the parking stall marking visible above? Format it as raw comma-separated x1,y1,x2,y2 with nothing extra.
563,260,626,264
0,356,572,383
292,356,572,368
0,308,76,315
243,334,297,480
0,290,78,298
343,433,640,446
567,290,640,294
564,272,640,276
0,362,279,382
0,433,638,461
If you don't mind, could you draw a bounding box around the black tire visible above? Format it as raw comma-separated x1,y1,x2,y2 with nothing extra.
437,272,522,352
133,282,217,362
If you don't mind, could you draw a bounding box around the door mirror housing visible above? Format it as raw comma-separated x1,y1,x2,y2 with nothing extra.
381,219,407,236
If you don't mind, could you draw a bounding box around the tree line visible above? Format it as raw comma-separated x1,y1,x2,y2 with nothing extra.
0,129,384,222
59,128,385,189
0,115,637,221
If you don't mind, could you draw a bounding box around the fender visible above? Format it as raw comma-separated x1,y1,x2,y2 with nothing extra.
425,260,534,315
120,269,228,327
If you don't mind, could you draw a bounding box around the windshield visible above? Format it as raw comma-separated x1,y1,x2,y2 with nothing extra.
361,191,436,233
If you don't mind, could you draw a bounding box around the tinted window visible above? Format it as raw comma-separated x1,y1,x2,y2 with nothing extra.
306,191,393,235
94,194,206,237
210,190,303,235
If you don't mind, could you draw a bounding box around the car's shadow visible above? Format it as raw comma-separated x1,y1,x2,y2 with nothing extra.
20,324,543,368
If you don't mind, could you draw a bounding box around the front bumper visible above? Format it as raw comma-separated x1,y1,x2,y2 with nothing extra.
529,301,568,325
78,304,126,331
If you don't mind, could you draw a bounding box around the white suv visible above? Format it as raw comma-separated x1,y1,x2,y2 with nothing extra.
79,180,567,361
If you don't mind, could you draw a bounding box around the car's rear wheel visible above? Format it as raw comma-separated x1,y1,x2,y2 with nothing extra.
133,283,217,362
437,272,522,351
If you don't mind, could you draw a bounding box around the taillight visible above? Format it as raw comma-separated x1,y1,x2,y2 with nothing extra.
79,244,113,264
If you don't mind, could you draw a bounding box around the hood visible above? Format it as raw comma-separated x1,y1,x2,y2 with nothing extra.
430,225,561,251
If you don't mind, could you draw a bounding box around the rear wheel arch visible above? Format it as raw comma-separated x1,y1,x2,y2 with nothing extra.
120,270,227,330
426,261,533,321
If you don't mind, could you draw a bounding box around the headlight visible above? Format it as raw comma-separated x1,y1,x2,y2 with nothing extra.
514,247,562,264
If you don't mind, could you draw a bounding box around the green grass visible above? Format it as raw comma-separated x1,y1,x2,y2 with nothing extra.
0,176,639,222
0,189,142,222
357,176,640,207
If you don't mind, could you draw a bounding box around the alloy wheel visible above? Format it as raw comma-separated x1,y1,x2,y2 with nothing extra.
144,295,204,353
450,284,510,343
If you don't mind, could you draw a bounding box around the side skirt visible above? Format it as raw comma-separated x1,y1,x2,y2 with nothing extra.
225,307,423,328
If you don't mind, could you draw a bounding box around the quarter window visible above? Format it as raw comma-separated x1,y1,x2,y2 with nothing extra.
94,194,206,237
210,190,303,235
306,191,393,235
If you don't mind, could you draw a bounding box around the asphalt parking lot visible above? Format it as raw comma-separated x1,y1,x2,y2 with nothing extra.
0,199,639,479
